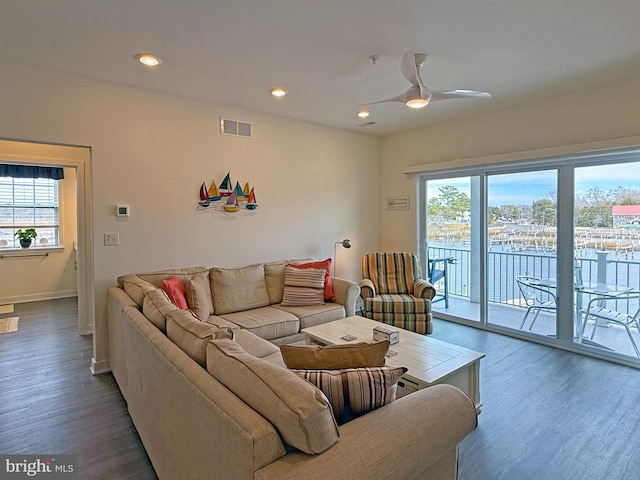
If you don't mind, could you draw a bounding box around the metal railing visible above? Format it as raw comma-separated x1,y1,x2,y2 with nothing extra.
428,246,640,307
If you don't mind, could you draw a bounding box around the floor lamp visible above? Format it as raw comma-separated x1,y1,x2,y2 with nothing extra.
333,239,352,277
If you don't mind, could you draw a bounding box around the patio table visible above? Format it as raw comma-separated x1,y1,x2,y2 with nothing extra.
528,278,632,341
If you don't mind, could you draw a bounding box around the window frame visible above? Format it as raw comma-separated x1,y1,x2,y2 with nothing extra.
0,176,61,249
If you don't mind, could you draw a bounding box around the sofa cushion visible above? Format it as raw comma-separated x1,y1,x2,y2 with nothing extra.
211,264,270,314
162,275,188,309
185,276,210,321
264,258,312,304
264,263,287,305
280,341,390,370
134,267,214,315
273,303,345,329
292,366,407,424
280,265,325,307
291,258,336,301
166,309,222,366
118,267,213,314
231,328,282,360
206,338,339,454
203,315,243,330
121,274,155,306
219,306,299,341
142,288,178,333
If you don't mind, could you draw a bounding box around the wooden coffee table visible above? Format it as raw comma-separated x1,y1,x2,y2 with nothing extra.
302,316,485,413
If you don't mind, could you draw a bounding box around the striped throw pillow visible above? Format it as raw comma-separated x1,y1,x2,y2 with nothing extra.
280,265,326,306
292,366,407,424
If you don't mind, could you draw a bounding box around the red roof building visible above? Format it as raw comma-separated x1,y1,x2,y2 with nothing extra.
612,205,640,227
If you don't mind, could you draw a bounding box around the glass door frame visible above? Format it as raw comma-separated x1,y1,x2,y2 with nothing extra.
416,148,640,368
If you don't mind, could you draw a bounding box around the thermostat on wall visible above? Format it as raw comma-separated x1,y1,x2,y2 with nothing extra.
116,205,130,217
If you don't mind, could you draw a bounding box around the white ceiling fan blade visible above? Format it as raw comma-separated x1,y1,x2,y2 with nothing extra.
360,85,431,108
430,89,492,101
400,51,426,86
358,93,406,106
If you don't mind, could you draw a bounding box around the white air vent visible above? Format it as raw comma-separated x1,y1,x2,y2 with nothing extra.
221,118,252,138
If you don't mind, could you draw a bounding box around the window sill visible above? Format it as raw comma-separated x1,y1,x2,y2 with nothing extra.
0,246,65,258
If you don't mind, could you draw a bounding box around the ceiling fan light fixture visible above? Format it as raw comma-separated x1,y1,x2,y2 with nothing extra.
357,110,370,118
270,87,287,98
406,98,428,108
136,53,162,66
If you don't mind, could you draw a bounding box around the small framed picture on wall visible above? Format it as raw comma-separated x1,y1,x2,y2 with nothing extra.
386,196,410,211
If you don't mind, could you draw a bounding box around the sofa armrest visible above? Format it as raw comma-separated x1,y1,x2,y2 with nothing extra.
358,278,375,300
332,277,360,317
255,384,477,480
413,279,436,299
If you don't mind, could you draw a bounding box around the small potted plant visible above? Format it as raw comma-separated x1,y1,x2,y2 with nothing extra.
14,228,38,249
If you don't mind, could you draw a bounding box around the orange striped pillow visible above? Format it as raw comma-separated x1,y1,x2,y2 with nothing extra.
280,265,326,306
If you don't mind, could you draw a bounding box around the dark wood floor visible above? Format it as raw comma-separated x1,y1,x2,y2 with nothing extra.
1,299,639,480
0,298,157,480
433,317,640,480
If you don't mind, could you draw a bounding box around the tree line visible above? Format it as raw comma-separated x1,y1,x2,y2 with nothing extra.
428,186,640,227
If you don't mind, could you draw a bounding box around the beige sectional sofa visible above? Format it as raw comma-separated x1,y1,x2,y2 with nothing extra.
107,259,478,479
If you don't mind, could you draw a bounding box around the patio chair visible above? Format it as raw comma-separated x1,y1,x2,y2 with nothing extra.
360,252,436,334
579,292,640,357
427,256,455,308
515,275,558,331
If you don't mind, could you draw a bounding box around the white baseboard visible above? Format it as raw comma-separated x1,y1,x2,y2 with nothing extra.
0,290,77,305
90,357,111,375
79,323,94,336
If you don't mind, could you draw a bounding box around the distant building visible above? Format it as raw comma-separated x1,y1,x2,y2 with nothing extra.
612,205,640,227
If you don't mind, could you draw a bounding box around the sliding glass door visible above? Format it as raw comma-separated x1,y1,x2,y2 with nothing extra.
418,148,640,366
486,170,558,338
424,176,481,322
573,162,640,357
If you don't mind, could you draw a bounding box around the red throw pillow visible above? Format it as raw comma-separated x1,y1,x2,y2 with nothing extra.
290,258,336,301
161,275,188,309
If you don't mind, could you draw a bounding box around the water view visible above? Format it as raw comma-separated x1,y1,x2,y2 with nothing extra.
423,160,640,361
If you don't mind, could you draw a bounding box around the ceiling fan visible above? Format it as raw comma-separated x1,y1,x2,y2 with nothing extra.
360,51,492,109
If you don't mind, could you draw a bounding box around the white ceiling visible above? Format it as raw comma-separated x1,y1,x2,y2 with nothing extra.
2,0,639,136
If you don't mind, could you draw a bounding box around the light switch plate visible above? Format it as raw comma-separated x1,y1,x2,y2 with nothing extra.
104,233,119,246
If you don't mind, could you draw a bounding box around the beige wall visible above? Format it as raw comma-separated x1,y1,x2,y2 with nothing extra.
0,61,380,369
0,167,78,303
380,76,640,253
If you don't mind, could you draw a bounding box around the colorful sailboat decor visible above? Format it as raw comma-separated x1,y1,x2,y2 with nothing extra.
246,187,258,210
234,181,245,201
198,182,211,208
197,171,260,213
223,190,240,212
219,172,233,196
208,181,221,201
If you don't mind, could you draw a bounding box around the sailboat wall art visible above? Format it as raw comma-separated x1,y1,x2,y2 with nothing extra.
198,182,211,208
219,172,233,196
223,191,240,212
208,182,221,202
195,171,259,214
246,187,258,210
234,181,245,201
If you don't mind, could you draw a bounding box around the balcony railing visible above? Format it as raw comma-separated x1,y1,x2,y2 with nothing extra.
428,246,640,307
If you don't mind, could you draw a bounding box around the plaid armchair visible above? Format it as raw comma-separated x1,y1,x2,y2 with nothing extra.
359,252,436,334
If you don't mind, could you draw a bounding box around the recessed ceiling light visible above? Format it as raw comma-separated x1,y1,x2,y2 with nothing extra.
357,110,370,118
270,87,287,98
136,53,162,67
